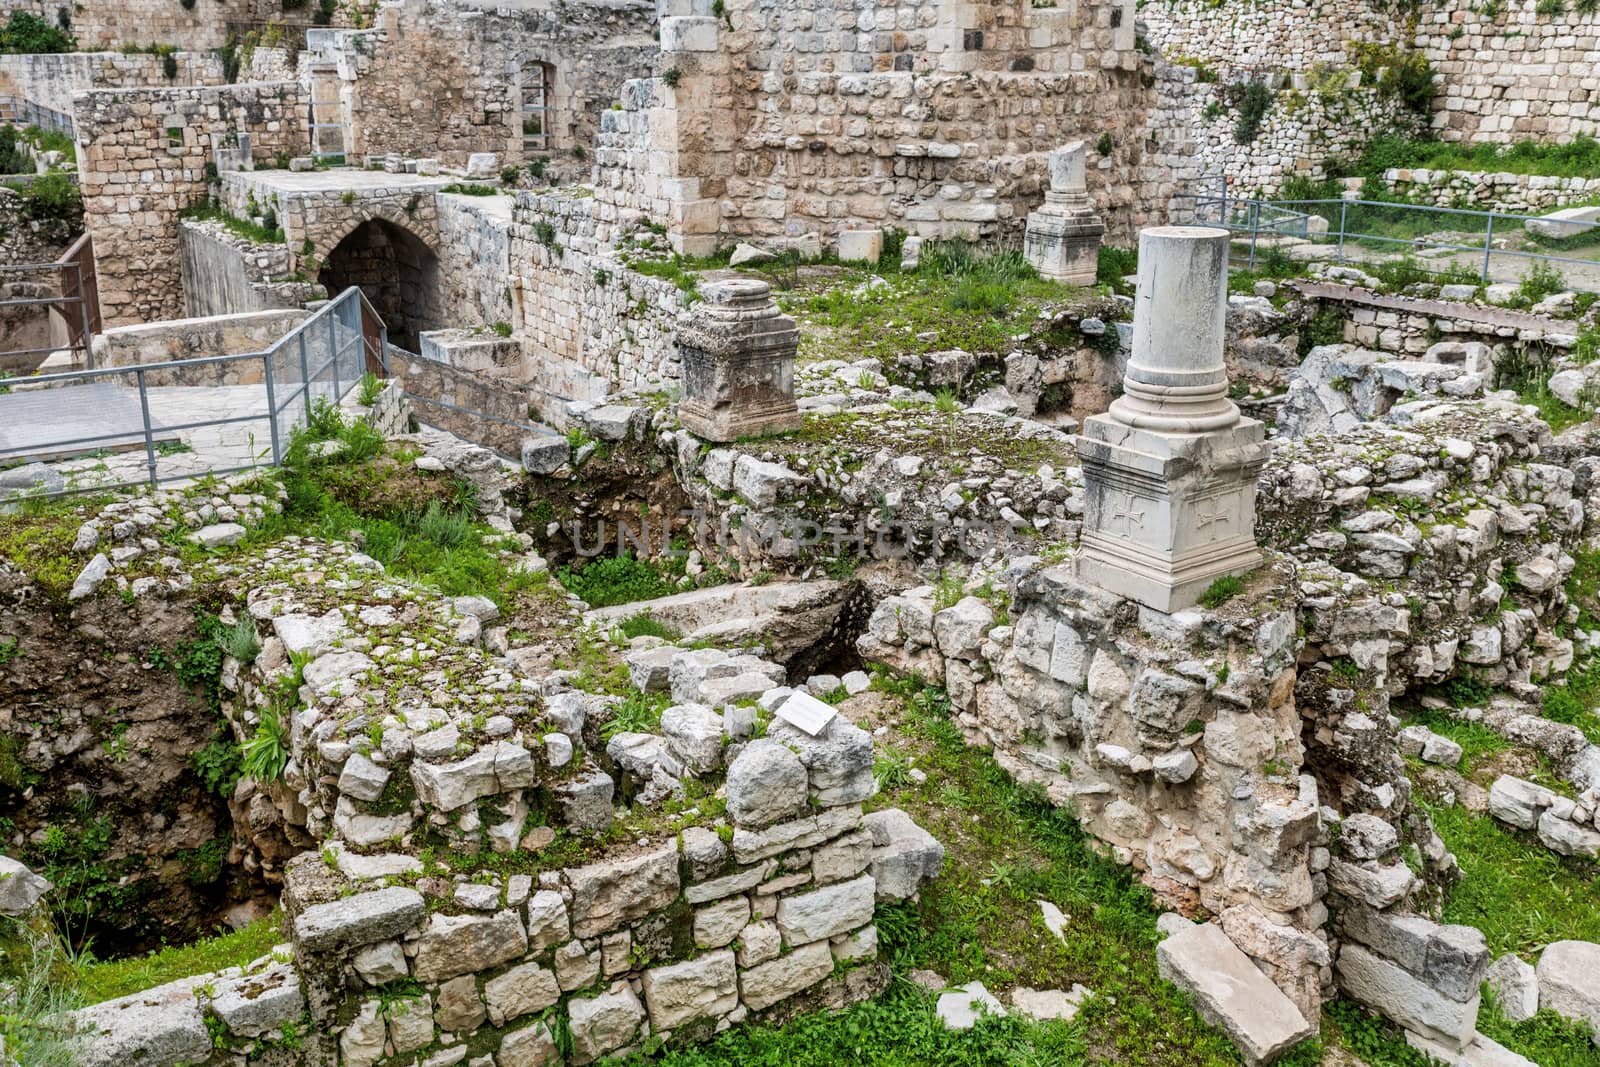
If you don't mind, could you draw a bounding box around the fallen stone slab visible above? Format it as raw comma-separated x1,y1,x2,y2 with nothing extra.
1536,940,1600,1037
863,808,945,901
1338,943,1478,1050
1158,923,1316,1065
1525,205,1600,241
1405,1030,1537,1067
71,977,213,1067
935,982,1005,1030
1009,984,1091,1022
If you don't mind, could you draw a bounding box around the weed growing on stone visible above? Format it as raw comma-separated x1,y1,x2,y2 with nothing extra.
240,704,290,782
600,689,669,740
1197,575,1243,608
613,613,679,641
555,553,684,608
357,371,384,406
1476,993,1600,1067
0,917,81,1067
218,615,260,663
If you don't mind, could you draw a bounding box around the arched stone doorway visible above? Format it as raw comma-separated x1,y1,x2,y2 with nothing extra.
317,219,441,352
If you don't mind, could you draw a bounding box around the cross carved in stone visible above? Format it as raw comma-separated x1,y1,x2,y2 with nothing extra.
1105,493,1146,536
1196,506,1230,542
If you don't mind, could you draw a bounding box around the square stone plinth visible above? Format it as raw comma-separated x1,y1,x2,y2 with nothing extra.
1074,414,1268,613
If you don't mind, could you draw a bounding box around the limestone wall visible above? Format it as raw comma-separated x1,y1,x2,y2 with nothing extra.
1417,1,1600,143
0,0,343,51
592,0,1182,251
1381,167,1600,213
321,0,656,168
1185,80,1418,196
0,52,226,117
74,83,308,327
90,307,307,384
386,347,535,458
178,218,324,318
1140,0,1600,144
435,192,514,332
509,190,686,402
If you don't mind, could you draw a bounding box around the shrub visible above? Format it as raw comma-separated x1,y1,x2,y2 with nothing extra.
0,10,74,52
557,553,678,608
12,169,81,222
1348,42,1437,119
1227,79,1275,144
1517,260,1566,305
357,370,384,406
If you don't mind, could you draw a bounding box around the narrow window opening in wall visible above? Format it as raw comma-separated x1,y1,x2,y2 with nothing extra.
1111,6,1123,26
962,28,984,50
522,60,555,155
166,126,183,145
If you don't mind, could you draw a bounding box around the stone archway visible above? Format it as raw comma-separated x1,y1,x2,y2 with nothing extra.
317,218,442,352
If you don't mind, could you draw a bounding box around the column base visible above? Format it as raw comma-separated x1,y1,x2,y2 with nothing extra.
679,400,801,443
1075,535,1262,614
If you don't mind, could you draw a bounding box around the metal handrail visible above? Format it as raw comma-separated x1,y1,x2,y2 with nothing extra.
0,286,390,496
1171,187,1600,290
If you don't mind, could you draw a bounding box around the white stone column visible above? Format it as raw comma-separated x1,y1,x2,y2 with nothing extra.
1073,226,1268,613
1023,141,1105,285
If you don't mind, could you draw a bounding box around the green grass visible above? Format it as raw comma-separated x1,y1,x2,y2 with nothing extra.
1354,134,1600,180
1542,657,1600,744
1424,801,1600,958
556,553,688,608
1402,707,1508,777
843,674,1307,1065
1477,995,1600,1067
1197,575,1243,609
180,201,284,246
255,403,543,609
781,243,1078,365
73,912,285,1005
614,613,680,641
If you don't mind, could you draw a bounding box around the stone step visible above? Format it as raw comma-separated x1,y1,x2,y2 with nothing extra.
1156,923,1316,1066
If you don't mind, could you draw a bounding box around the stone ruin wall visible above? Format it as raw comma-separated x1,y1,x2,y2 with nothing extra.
844,398,1588,1032
1142,0,1600,146
320,0,657,169
1381,167,1600,212
41,468,945,1067
1181,77,1418,196
592,0,1193,252
0,51,226,117
74,83,307,327
0,0,335,52
509,190,687,407
179,218,325,319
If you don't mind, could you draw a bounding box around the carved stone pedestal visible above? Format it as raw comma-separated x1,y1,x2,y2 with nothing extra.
1024,141,1105,285
677,278,801,442
1074,226,1269,613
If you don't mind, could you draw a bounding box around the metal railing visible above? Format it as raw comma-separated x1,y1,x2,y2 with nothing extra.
0,257,95,369
1172,177,1600,291
0,97,75,139
0,286,388,495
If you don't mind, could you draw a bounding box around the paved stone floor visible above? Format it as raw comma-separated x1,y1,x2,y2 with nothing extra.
2,383,288,493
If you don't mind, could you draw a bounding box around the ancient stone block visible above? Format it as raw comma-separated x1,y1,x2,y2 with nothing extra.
677,279,801,442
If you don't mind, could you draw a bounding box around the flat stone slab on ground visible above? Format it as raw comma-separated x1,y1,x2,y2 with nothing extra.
936,981,1006,1030
1157,923,1315,1066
